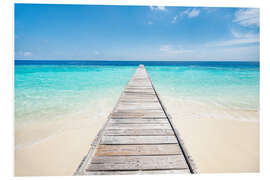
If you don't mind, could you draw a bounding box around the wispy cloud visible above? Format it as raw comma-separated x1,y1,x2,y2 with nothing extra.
160,45,192,55
202,7,217,13
206,30,259,47
150,6,166,11
213,38,259,47
23,51,32,57
234,8,259,27
171,8,200,23
171,16,178,23
94,51,100,55
181,8,200,18
231,29,259,39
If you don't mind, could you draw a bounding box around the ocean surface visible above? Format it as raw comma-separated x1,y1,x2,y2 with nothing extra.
15,60,259,132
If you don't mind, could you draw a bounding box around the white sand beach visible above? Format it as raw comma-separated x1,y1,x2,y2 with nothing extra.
161,96,259,173
15,98,116,176
15,95,259,175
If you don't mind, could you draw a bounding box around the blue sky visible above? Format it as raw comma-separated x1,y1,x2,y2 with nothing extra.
15,4,260,61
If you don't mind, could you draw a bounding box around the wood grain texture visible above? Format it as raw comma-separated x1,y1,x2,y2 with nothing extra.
81,169,190,175
100,136,178,144
95,144,182,156
87,155,188,171
106,123,171,129
104,129,174,136
110,119,168,124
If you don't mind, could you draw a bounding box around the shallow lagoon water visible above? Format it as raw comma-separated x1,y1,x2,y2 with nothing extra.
14,61,259,175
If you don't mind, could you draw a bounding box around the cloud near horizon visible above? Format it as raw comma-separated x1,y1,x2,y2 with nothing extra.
160,45,192,55
206,30,259,47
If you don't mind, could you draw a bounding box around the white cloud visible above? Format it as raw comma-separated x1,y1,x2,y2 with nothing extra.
231,29,259,39
150,6,166,11
171,16,178,23
234,8,259,27
214,38,259,47
209,45,259,61
202,7,217,13
94,51,100,55
23,51,32,57
188,9,200,18
154,44,258,61
160,45,192,55
181,8,200,18
206,30,259,47
172,8,200,23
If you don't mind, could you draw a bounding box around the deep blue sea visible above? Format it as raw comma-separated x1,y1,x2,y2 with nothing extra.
15,60,259,124
15,60,259,67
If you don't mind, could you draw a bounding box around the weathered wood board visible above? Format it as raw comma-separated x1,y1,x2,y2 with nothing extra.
106,123,171,129
87,155,188,171
74,65,197,175
100,136,178,145
104,129,175,136
95,144,182,156
110,119,168,124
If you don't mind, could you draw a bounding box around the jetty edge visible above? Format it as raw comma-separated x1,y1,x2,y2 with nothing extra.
74,64,198,175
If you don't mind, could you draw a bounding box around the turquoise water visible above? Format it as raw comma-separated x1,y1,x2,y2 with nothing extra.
15,65,136,124
15,62,259,125
146,65,259,110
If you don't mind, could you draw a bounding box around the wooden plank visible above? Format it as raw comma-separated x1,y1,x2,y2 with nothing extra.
123,93,155,96
116,108,163,111
110,112,166,119
110,116,167,119
100,136,178,144
123,92,156,95
120,97,158,100
115,108,163,111
116,105,162,107
87,155,188,171
106,123,171,129
124,90,155,92
122,94,157,97
95,144,182,156
124,89,154,91
104,129,175,136
110,119,168,124
82,169,190,175
120,98,157,100
117,103,161,107
111,112,165,115
124,89,155,92
115,110,164,114
119,100,159,103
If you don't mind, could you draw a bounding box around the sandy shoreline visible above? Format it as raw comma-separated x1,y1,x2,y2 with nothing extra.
15,98,116,176
15,96,259,176
161,95,259,173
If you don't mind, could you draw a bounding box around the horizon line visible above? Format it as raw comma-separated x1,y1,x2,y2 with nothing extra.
14,59,260,62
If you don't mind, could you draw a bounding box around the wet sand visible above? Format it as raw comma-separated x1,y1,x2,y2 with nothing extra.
15,96,259,176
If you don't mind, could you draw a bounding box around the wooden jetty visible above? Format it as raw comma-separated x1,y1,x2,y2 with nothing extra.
74,65,197,175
